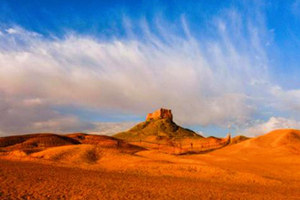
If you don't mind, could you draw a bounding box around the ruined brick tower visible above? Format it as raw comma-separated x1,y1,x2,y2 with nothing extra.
146,108,173,121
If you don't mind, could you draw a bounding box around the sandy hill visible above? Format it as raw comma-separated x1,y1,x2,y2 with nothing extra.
0,134,80,153
0,133,77,147
114,108,202,141
250,129,300,148
0,133,143,155
66,133,144,153
30,144,110,164
237,129,300,150
212,129,300,158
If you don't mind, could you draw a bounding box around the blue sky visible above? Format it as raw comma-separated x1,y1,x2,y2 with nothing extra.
0,0,300,136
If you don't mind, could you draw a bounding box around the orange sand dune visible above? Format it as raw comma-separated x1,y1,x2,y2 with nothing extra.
0,133,79,148
66,133,144,153
210,129,300,158
0,133,143,154
1,129,300,199
0,133,80,154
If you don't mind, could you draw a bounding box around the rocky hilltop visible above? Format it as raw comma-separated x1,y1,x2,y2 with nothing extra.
114,108,202,141
146,108,173,121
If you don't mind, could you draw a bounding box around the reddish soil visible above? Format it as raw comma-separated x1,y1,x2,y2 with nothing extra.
1,129,300,200
1,159,298,200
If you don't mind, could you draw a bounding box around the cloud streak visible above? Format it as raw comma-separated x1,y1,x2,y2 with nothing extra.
0,8,294,136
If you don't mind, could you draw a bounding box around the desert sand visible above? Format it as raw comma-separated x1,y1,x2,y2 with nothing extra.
0,129,300,199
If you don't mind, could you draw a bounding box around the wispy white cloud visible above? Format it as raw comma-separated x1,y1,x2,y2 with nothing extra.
0,7,287,136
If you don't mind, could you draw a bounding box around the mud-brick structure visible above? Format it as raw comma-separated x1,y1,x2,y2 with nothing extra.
146,108,173,121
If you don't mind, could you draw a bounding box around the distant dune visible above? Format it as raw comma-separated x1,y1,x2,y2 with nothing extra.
239,129,299,151
209,129,300,161
251,129,300,149
0,133,80,154
0,133,79,147
66,133,144,153
0,132,144,156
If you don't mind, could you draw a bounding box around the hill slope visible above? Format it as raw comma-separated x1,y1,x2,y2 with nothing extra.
66,133,144,153
0,133,144,154
0,134,80,153
114,118,202,141
213,129,300,158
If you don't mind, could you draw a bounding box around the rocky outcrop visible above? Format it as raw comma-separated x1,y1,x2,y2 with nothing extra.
115,108,202,141
223,133,231,145
146,108,173,121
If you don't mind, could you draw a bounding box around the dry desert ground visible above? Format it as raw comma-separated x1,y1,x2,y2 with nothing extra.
0,129,300,200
